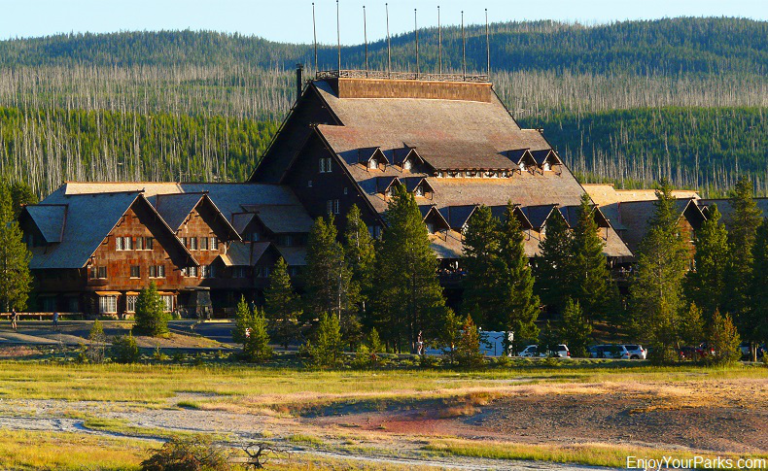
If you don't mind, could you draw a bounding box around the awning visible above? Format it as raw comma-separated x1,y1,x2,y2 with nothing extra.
94,291,122,296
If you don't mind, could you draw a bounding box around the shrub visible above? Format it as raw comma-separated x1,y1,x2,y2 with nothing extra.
111,334,140,364
708,310,741,365
243,307,272,363
303,313,343,368
87,319,107,363
456,315,484,369
140,435,231,471
134,282,169,337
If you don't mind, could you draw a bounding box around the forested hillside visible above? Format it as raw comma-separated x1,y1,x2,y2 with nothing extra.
0,18,766,195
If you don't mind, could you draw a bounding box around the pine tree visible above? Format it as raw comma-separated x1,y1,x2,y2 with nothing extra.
685,204,729,319
629,181,689,363
560,298,592,358
746,218,768,360
678,303,706,351
0,182,32,312
305,216,355,325
133,282,168,336
569,193,616,323
304,313,343,368
498,202,540,349
708,310,741,365
232,295,252,345
243,306,272,362
435,308,462,365
10,181,37,220
723,177,761,322
87,319,107,363
343,205,376,314
456,315,484,368
462,205,504,328
372,186,446,351
534,208,573,313
264,257,302,350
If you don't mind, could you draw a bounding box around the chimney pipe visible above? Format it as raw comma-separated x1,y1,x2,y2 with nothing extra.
296,64,304,103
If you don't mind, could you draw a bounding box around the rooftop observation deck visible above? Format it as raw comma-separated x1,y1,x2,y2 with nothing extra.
314,70,493,102
316,69,490,83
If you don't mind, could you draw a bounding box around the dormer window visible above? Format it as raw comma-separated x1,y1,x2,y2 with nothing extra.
415,186,424,197
427,223,436,234
519,162,526,172
543,163,551,171
368,158,378,170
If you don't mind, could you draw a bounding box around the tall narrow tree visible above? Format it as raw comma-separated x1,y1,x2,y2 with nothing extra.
372,186,446,351
685,204,728,319
343,205,376,316
264,257,302,350
462,205,504,328
0,182,32,312
534,208,572,313
304,215,354,324
747,218,768,360
497,202,540,348
724,177,761,328
629,181,689,363
568,193,616,323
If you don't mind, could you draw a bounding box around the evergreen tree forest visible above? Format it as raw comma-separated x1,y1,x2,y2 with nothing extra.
0,18,765,196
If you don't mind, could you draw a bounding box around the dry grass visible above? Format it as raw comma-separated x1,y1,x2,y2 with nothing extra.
425,439,768,469
0,429,154,470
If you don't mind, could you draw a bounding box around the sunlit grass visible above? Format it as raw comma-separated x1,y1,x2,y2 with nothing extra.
0,429,154,470
425,439,768,469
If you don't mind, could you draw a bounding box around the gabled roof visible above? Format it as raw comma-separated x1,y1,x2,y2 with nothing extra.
419,205,451,231
394,148,425,167
697,198,768,230
231,212,257,235
557,204,609,228
489,204,534,230
531,149,562,166
401,177,434,195
218,241,276,267
519,204,559,230
617,198,704,254
276,246,308,266
27,192,196,270
24,204,67,243
243,205,315,234
376,176,401,194
154,192,241,242
358,147,389,165
441,205,479,231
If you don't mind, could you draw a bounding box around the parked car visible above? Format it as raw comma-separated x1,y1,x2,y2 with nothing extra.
678,346,697,360
739,342,768,361
553,344,571,358
589,345,630,359
518,344,571,358
679,343,715,361
621,345,647,360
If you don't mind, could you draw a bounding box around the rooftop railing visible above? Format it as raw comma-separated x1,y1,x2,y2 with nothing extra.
316,69,489,83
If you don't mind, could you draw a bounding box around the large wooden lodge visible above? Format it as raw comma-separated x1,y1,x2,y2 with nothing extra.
19,71,716,318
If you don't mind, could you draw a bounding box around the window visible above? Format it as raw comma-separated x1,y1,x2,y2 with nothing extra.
427,223,436,234
116,237,124,251
149,265,156,278
256,266,270,278
126,295,138,313
334,200,340,214
343,187,348,195
543,163,551,171
277,235,293,247
307,180,313,188
234,267,248,278
41,297,57,312
99,296,117,314
250,232,261,242
519,163,526,172
326,200,333,215
91,266,107,279
201,265,212,279
124,237,132,250
210,237,218,250
130,265,140,278
188,237,198,250
134,237,153,250
135,237,144,250
161,295,174,312
368,158,378,170
145,237,154,250
319,157,332,173
404,159,413,171
415,185,424,197
150,265,166,278
184,266,198,277
181,237,188,247
200,237,208,250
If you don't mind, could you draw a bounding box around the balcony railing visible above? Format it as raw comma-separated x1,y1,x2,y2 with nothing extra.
316,69,489,83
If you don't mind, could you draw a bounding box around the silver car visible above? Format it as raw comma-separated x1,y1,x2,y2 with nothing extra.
623,344,647,360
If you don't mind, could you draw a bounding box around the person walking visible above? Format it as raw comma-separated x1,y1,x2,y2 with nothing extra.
11,309,18,331
53,311,59,330
416,330,424,356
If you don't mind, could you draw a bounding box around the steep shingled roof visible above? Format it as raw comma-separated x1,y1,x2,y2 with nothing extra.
25,204,67,243
617,199,705,254
242,205,315,234
25,192,195,270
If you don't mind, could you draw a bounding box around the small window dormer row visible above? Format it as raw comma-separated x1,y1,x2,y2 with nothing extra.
359,147,426,173
376,176,434,199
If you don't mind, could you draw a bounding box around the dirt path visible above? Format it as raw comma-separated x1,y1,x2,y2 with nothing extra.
0,397,614,470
